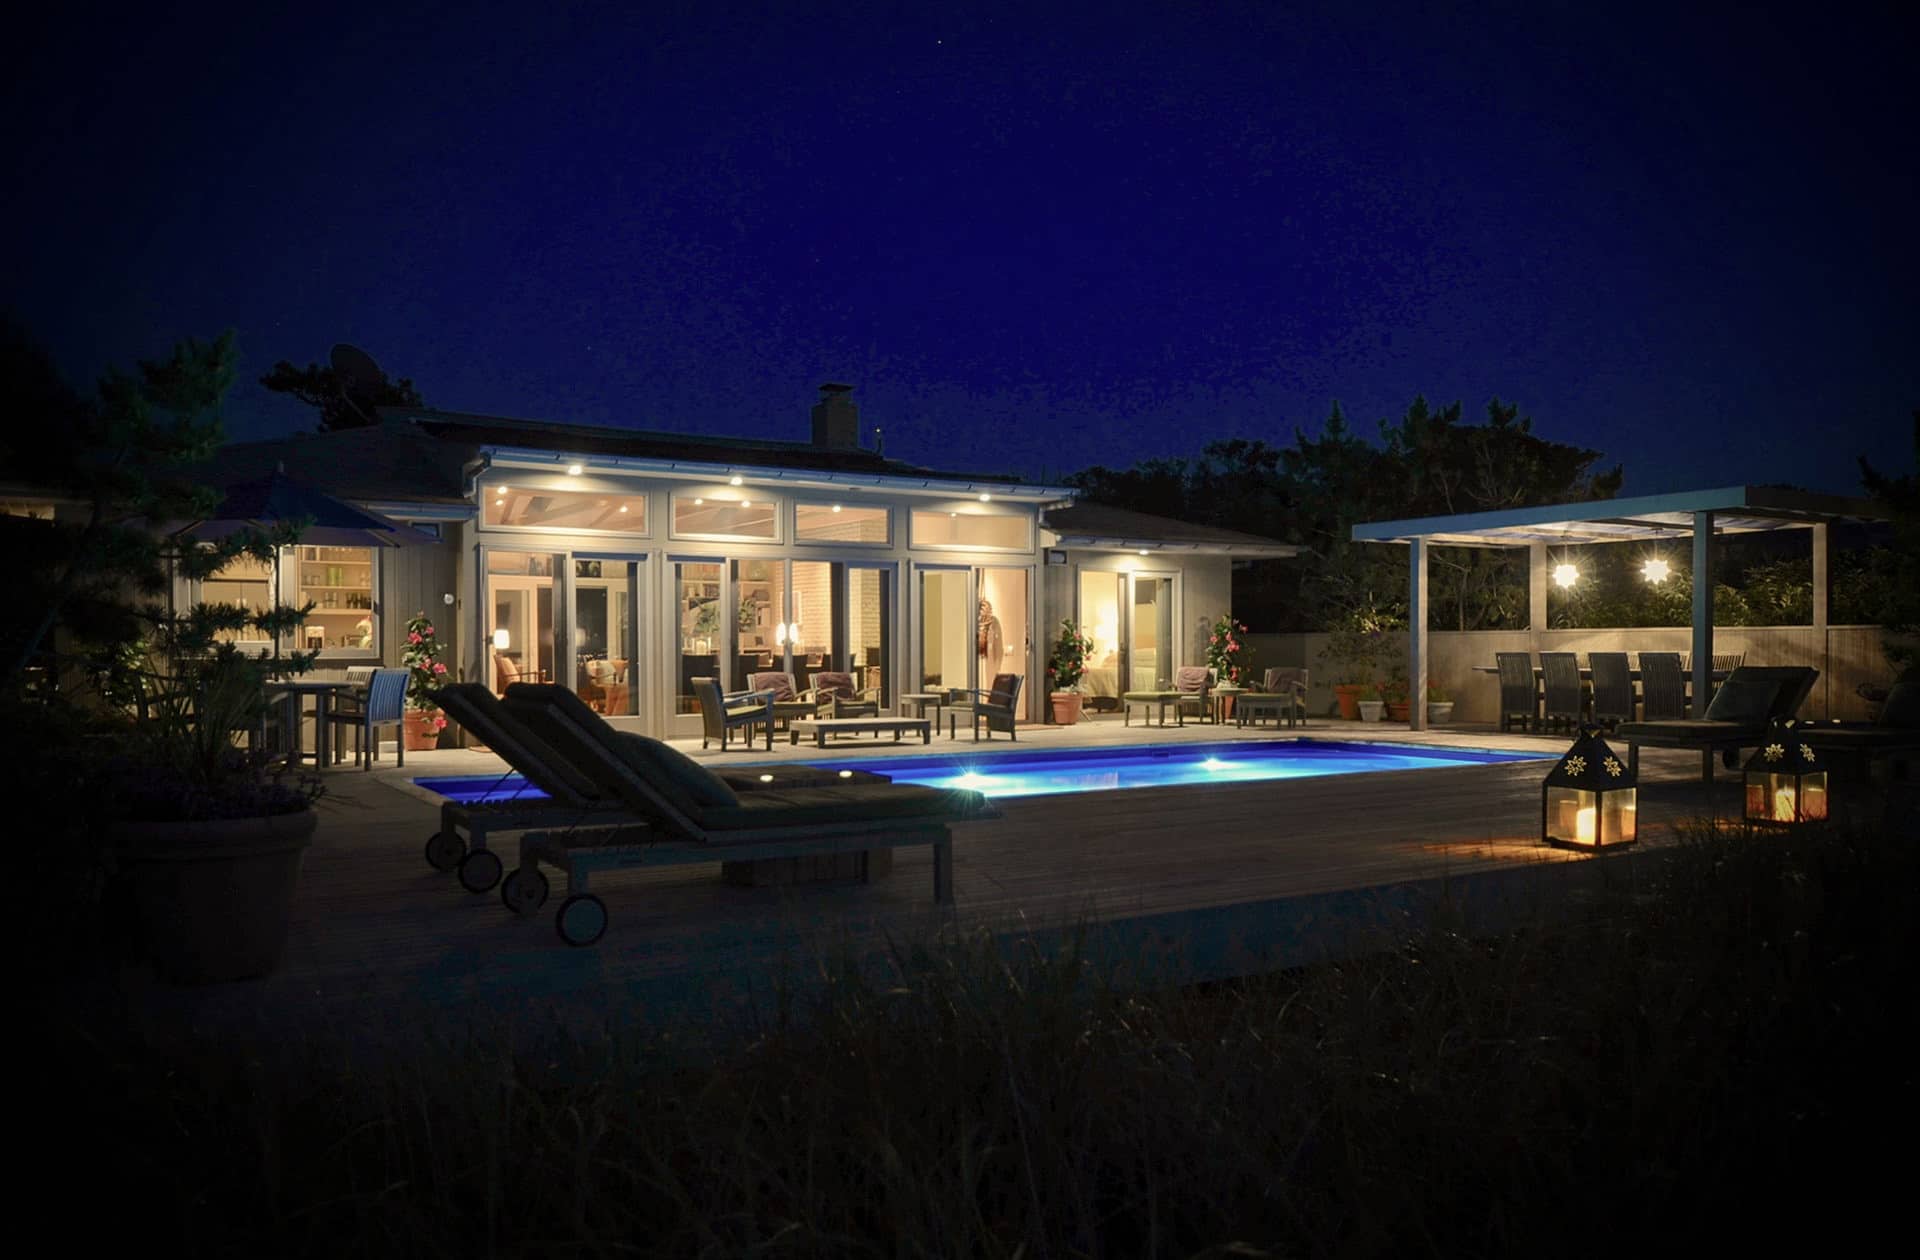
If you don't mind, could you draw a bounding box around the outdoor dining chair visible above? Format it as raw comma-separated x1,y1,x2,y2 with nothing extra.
1588,652,1634,728
1540,652,1584,733
1638,652,1686,720
1495,652,1538,732
329,667,409,769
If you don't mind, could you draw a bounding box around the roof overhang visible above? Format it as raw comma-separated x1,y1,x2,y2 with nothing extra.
1352,485,1884,547
478,445,1078,504
1048,533,1298,558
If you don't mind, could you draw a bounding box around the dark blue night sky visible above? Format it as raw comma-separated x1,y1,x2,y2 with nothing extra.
8,1,1914,493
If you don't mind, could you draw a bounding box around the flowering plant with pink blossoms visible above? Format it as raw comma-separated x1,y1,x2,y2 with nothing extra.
1205,615,1251,687
400,611,450,725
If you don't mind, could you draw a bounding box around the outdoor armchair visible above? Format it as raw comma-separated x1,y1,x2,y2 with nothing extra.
748,671,820,729
951,673,1023,741
1173,666,1214,724
690,676,775,751
803,670,881,718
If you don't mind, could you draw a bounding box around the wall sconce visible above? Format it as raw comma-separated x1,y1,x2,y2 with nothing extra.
1552,563,1579,589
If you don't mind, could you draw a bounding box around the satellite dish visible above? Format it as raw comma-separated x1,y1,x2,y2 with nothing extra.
329,344,386,425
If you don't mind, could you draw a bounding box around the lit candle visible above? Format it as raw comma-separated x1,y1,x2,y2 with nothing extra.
1575,806,1596,844
1773,786,1797,823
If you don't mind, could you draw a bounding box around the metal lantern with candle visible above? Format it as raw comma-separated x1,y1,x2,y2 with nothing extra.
1742,719,1829,829
1542,726,1638,850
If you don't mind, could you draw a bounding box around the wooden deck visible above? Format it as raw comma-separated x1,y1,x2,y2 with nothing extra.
91,720,1769,1040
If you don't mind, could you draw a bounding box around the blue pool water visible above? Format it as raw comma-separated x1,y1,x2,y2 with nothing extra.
413,739,1545,804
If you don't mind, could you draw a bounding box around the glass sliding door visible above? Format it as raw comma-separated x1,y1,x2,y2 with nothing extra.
845,564,892,707
977,566,1030,717
1078,571,1123,707
918,567,972,694
1129,574,1175,691
790,559,834,693
486,551,558,695
674,561,723,714
572,558,637,716
729,558,786,692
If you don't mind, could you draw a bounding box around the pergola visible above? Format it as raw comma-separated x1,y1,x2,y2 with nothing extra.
1352,485,1885,731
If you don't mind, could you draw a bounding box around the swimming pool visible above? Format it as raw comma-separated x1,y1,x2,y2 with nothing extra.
413,739,1546,804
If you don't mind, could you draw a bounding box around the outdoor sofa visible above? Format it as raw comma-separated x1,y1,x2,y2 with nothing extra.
1614,665,1819,780
428,683,891,893
500,683,995,942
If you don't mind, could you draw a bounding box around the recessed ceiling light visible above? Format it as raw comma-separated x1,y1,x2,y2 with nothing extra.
950,512,958,518
978,492,991,502
728,475,743,486
566,463,583,476
1137,549,1149,556
831,504,842,513
618,504,629,513
694,497,704,505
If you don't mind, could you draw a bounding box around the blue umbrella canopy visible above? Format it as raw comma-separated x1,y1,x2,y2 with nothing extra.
173,470,439,547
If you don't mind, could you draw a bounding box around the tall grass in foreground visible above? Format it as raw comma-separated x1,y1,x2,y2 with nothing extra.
52,814,1918,1258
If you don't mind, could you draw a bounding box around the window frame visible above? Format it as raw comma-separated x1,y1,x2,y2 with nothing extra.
793,500,893,548
477,479,651,539
908,507,1035,554
669,491,784,545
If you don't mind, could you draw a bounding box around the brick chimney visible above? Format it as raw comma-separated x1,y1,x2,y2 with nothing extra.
810,383,860,449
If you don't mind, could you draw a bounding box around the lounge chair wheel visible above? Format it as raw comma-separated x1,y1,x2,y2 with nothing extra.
424,830,464,872
556,894,608,947
457,848,504,894
500,866,549,916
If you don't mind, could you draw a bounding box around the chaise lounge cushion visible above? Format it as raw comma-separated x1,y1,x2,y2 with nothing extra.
1702,678,1780,725
692,783,990,832
609,732,740,810
432,684,605,804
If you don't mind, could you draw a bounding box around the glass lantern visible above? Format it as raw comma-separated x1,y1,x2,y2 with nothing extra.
1743,720,1829,828
1542,726,1638,850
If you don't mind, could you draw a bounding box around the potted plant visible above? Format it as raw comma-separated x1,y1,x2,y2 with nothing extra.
1045,618,1094,724
401,611,451,749
1205,615,1251,718
1381,660,1412,723
1319,611,1388,720
1356,683,1385,722
108,528,325,985
1427,683,1454,725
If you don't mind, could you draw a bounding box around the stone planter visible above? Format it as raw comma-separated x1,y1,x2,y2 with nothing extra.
1332,684,1364,720
115,808,316,985
1049,692,1085,725
404,709,444,751
1357,700,1385,722
1427,701,1455,724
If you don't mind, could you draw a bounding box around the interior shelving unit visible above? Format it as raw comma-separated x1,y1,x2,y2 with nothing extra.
298,545,376,651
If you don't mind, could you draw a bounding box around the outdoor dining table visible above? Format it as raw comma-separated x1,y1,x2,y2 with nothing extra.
267,678,365,769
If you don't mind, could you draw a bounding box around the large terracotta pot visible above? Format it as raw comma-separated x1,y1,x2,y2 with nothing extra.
1050,692,1085,725
1332,684,1364,720
404,709,443,751
115,808,316,984
1385,701,1412,723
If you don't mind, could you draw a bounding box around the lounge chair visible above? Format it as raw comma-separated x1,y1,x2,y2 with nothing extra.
1540,652,1583,733
691,676,775,750
1588,652,1634,729
949,673,1023,741
499,684,996,943
427,684,893,894
1616,665,1819,780
1795,678,1920,780
1637,652,1686,720
1496,652,1537,732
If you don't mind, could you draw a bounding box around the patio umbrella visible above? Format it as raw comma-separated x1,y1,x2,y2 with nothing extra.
167,468,440,665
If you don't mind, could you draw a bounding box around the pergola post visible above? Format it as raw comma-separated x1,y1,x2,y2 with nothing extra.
1811,522,1829,718
1691,511,1715,718
1408,537,1428,731
1528,541,1548,653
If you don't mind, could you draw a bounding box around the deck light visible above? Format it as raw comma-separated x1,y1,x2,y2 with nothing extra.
729,475,744,486
759,773,774,783
838,769,853,778
1742,719,1828,829
1541,726,1637,850
1552,563,1579,589
566,463,583,476
1641,557,1671,583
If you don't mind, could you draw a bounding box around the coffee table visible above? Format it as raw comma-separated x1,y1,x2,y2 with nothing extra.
790,716,933,747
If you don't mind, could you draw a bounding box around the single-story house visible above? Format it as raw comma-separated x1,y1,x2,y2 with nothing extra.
15,384,1296,737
